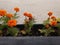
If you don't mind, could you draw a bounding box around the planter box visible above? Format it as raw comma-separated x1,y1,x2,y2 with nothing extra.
0,24,60,45
16,24,58,36
0,37,60,45
0,24,59,36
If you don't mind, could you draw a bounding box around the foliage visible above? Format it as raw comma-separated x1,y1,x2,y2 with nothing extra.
8,27,19,36
38,28,55,36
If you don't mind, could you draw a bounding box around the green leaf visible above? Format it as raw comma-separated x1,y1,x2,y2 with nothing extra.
8,27,19,36
38,28,55,36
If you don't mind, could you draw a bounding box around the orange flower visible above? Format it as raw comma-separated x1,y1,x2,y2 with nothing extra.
14,7,20,12
23,12,29,16
24,12,33,18
51,16,56,19
7,20,17,27
6,13,13,18
28,13,33,19
50,21,57,26
48,11,53,16
0,10,7,16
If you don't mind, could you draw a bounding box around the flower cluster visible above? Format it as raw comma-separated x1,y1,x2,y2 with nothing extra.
48,11,57,26
0,7,19,27
24,12,33,19
44,11,58,27
23,12,34,23
0,7,20,36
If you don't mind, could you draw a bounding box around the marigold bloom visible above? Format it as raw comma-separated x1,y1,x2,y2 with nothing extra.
48,11,53,16
24,12,33,18
28,13,33,18
0,10,7,16
6,13,13,18
50,21,57,26
14,7,20,12
7,20,17,27
24,12,29,16
51,16,56,19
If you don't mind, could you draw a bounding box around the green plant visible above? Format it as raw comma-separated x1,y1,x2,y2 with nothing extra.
23,12,35,34
0,7,20,36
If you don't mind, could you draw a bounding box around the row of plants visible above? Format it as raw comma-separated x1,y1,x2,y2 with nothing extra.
0,7,60,36
20,11,60,36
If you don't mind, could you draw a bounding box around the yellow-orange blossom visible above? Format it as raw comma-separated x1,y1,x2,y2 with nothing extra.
6,13,13,18
0,10,7,16
14,7,20,12
7,20,17,27
24,12,33,18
